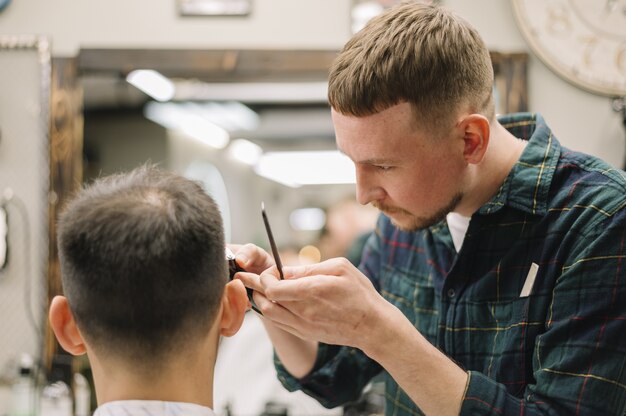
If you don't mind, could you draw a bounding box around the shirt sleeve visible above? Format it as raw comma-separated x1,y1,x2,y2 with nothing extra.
273,217,386,408
460,208,626,415
274,344,383,408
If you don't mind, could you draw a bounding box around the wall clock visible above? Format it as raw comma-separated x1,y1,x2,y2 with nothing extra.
511,0,626,97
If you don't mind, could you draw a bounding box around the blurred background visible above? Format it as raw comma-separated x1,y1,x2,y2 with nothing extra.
0,0,624,414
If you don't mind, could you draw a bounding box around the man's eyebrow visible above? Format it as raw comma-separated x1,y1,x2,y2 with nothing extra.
337,148,400,165
360,158,400,165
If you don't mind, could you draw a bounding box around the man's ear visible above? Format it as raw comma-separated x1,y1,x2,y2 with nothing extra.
458,114,490,165
48,296,87,356
219,279,248,337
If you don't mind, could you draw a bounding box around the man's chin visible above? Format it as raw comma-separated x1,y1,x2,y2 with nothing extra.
376,192,463,232
384,209,448,232
388,216,422,232
381,210,421,232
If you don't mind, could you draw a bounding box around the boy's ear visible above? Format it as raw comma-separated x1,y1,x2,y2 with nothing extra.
219,280,248,337
48,296,87,356
458,113,490,165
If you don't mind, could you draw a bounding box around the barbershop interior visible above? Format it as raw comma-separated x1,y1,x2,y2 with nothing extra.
1,0,625,415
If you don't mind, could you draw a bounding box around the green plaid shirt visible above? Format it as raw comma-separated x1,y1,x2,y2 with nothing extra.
275,113,626,415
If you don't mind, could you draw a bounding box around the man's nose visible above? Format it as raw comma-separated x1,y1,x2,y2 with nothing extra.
355,169,384,206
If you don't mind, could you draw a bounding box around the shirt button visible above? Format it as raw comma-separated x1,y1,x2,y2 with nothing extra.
447,288,456,298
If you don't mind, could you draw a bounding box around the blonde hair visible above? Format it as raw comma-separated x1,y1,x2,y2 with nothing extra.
328,2,494,135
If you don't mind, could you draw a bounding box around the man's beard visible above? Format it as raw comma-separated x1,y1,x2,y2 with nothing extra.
373,192,463,232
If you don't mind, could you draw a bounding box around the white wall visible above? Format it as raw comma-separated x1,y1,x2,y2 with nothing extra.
2,0,622,166
0,0,352,55
0,44,49,413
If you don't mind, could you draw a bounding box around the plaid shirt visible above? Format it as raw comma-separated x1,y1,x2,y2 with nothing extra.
275,113,626,415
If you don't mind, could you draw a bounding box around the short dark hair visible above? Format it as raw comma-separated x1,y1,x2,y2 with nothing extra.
328,2,494,135
57,165,227,364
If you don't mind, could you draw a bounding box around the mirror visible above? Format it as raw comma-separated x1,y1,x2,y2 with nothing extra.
79,47,527,255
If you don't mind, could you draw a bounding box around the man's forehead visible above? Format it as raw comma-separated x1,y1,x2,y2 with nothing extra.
336,141,403,165
332,102,415,122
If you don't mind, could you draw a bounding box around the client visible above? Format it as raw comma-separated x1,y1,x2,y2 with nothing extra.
49,165,248,416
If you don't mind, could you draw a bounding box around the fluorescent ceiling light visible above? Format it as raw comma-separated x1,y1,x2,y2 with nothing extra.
179,0,251,15
174,80,328,103
179,114,230,149
290,208,326,231
144,102,180,129
255,151,355,187
144,101,229,149
126,70,175,102
198,101,259,131
227,139,263,166
145,101,258,132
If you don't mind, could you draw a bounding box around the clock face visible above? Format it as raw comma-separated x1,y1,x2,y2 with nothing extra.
512,0,626,96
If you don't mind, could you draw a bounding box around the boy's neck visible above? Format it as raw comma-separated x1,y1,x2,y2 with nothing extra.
87,344,217,409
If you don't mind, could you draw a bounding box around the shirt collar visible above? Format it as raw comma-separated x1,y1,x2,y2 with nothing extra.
94,400,215,416
478,113,560,216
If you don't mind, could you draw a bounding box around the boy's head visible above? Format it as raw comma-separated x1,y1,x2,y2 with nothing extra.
50,165,246,375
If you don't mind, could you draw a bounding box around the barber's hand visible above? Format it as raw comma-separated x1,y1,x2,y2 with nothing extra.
245,257,391,351
235,249,322,379
227,243,276,313
228,243,275,275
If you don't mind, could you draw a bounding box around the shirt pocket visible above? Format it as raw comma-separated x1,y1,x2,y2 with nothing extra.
380,264,439,342
467,297,536,395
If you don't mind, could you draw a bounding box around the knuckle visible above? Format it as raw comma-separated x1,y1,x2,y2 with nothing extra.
330,257,351,274
339,257,352,269
242,243,256,253
260,299,278,315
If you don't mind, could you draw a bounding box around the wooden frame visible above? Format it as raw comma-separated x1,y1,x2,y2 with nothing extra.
78,48,528,113
491,52,528,114
47,56,84,372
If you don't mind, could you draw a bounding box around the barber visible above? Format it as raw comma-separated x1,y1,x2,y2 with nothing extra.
234,3,626,415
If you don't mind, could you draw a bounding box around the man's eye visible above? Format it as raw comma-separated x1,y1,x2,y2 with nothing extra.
376,165,393,171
